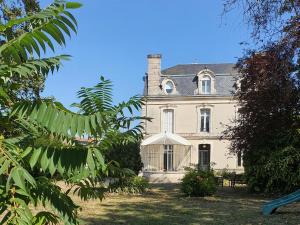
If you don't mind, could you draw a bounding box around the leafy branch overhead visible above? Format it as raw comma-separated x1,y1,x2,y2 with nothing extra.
0,1,146,224
12,76,146,139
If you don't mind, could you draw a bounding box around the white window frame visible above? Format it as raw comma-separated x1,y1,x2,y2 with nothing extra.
160,106,176,133
200,108,211,132
161,78,176,95
196,69,216,95
201,76,211,94
196,105,214,134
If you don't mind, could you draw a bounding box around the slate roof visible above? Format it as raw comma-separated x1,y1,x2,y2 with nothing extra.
161,63,237,75
144,63,238,97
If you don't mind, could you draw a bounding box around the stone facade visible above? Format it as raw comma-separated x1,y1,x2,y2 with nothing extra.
141,54,242,183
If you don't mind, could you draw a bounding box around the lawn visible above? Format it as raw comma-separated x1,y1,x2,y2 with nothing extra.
72,184,300,225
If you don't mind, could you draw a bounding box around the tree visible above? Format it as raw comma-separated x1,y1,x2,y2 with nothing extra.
105,140,143,175
224,44,300,193
223,0,300,193
0,0,44,101
0,1,145,224
223,0,300,41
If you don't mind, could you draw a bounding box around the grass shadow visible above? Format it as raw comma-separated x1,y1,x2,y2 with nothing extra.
79,184,300,225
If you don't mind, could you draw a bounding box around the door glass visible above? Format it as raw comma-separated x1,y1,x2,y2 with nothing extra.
164,145,173,171
198,144,210,170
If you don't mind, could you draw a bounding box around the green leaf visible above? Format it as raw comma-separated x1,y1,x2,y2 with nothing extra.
66,2,83,9
48,153,56,176
40,149,50,172
86,149,95,173
20,147,32,158
29,148,42,168
0,160,10,175
20,168,36,187
11,168,27,192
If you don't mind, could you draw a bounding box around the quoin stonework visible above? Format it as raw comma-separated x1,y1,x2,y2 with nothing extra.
140,54,243,183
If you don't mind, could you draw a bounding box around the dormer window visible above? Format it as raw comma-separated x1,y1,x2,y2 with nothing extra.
202,76,211,94
196,69,216,95
162,79,176,95
165,81,174,94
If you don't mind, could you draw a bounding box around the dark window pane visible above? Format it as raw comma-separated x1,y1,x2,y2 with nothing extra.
206,115,210,132
164,145,173,171
201,116,204,132
207,80,211,93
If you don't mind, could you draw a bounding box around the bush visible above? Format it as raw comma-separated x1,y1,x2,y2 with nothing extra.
105,141,143,174
181,168,217,197
110,176,149,194
245,145,300,193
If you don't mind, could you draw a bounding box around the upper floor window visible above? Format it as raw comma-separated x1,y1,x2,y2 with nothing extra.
163,109,174,133
201,75,211,94
200,108,210,132
161,79,176,95
165,81,174,94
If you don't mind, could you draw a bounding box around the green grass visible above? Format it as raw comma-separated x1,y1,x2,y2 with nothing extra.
76,184,300,225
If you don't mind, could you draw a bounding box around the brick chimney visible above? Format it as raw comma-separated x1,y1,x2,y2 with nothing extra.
147,54,162,95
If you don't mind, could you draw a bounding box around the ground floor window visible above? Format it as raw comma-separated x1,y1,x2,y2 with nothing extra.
198,144,210,170
164,145,174,171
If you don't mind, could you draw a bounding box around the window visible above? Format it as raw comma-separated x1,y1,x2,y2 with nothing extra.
165,81,174,94
237,152,242,167
200,108,210,132
163,109,174,133
198,144,210,171
164,145,174,171
201,76,211,94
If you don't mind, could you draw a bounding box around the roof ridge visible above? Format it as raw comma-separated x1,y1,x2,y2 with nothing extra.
173,62,236,66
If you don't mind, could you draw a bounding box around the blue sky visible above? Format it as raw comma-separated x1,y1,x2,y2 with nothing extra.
41,0,252,107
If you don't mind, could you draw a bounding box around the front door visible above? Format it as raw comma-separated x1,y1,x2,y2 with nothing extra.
198,144,210,170
164,145,173,171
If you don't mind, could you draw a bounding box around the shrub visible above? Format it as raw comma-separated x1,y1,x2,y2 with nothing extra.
245,145,300,193
110,176,149,194
181,168,217,197
105,141,143,174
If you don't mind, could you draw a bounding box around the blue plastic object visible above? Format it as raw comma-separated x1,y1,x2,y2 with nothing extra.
262,189,300,215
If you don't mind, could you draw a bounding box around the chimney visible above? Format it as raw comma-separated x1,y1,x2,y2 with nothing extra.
147,54,162,95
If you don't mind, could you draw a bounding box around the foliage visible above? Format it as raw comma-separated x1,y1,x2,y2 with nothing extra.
246,145,300,193
224,43,300,193
223,0,300,42
0,1,146,224
110,175,149,194
105,140,143,175
223,0,300,193
0,0,44,100
181,168,217,197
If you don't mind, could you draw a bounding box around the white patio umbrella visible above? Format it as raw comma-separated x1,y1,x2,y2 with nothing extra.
141,132,191,146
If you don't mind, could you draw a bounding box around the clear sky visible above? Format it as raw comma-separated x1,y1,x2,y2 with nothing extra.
40,0,252,107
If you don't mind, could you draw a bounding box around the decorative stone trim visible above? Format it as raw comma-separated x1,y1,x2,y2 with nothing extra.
196,105,214,134
195,69,216,95
161,78,177,95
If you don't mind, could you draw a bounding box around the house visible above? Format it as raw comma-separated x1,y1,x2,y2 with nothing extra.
140,54,243,183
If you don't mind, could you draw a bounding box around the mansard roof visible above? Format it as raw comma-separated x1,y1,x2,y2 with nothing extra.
161,63,237,75
159,63,238,96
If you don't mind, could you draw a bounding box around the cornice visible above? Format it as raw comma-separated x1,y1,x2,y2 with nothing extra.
144,95,236,102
